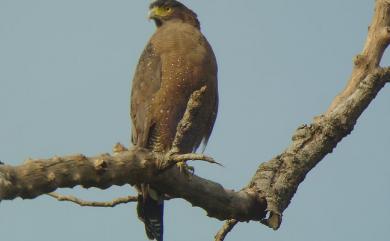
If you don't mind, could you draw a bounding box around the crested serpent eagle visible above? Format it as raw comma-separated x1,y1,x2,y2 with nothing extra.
130,1,218,240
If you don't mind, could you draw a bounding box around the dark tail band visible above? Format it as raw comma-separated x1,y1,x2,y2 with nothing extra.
137,194,164,241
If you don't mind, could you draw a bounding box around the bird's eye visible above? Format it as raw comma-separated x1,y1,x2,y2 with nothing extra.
164,7,172,13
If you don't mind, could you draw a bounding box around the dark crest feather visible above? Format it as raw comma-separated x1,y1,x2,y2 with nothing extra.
150,0,186,9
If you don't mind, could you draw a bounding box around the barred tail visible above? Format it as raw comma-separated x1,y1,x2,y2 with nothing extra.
137,194,164,241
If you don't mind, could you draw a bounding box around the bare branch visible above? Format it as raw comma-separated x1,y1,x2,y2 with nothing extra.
0,148,151,199
47,192,137,207
327,0,390,112
251,67,390,229
214,219,238,241
0,147,266,221
171,85,207,153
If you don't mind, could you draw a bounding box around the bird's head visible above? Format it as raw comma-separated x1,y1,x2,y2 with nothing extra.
148,0,200,28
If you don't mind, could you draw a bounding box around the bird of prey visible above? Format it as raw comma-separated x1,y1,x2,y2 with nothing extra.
130,0,218,240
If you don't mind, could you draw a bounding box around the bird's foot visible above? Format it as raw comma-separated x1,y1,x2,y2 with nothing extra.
176,161,195,177
165,149,195,177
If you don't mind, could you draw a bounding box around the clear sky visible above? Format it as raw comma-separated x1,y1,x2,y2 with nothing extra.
0,1,389,241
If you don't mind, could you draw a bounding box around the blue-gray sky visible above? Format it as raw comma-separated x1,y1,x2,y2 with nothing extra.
0,1,389,241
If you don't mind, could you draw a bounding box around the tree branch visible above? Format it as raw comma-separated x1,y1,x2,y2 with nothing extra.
214,219,238,241
0,147,266,221
47,192,137,207
327,0,390,112
249,68,390,230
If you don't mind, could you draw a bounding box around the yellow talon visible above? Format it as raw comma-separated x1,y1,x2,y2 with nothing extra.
176,161,194,176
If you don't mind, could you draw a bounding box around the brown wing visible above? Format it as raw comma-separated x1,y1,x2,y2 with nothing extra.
130,42,161,147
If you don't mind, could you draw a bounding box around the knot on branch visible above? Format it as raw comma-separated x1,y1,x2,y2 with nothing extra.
261,212,282,230
0,171,12,189
353,54,368,67
113,143,128,154
94,158,109,174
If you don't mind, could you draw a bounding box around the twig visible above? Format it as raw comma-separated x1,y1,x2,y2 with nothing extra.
160,153,223,170
169,153,222,166
214,219,238,241
159,86,222,169
171,86,207,153
327,0,390,112
47,192,137,207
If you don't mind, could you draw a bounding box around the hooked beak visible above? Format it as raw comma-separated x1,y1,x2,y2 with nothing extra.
148,7,159,19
